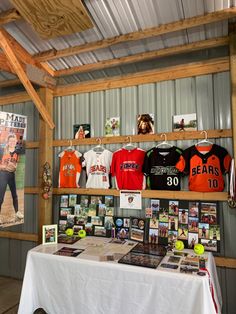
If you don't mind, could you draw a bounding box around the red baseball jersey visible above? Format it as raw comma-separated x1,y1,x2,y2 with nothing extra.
58,150,82,188
176,144,231,192
111,148,146,190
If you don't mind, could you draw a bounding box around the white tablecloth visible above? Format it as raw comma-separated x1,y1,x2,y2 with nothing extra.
18,240,222,314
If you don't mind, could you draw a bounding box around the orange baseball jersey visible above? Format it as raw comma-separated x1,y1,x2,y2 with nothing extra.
176,144,231,192
58,150,82,188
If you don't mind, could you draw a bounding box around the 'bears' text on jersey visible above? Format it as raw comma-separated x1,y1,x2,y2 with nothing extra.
176,144,231,192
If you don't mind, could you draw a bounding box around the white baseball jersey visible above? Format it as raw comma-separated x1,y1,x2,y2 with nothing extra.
83,149,113,188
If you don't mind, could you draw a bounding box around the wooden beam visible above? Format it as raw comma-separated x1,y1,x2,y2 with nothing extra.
25,187,39,194
52,187,228,201
54,37,229,77
0,231,38,242
0,52,15,73
34,7,236,62
0,91,31,106
0,57,229,104
38,88,54,244
0,29,55,129
229,32,236,158
0,79,21,88
54,57,229,97
52,129,232,148
0,32,55,87
0,27,54,78
0,8,22,25
215,257,236,268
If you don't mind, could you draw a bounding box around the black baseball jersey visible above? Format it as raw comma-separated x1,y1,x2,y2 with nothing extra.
143,146,183,190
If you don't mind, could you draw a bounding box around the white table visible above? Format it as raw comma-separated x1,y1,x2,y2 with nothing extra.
18,239,222,314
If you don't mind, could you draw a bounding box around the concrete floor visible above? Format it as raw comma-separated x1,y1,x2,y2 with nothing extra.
0,276,22,314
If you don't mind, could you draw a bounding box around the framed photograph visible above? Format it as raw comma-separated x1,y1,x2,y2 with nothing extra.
60,195,69,207
209,225,220,241
173,113,197,132
74,124,90,139
200,202,217,224
60,207,73,217
137,113,154,135
178,208,188,224
42,224,58,245
198,223,209,239
131,243,166,256
188,232,199,249
168,216,178,231
201,239,218,252
168,230,178,243
149,228,158,244
169,200,179,216
93,226,107,237
105,117,120,136
91,216,104,226
105,195,114,207
118,252,163,269
151,199,160,213
189,202,199,217
68,194,78,206
159,208,168,222
149,217,158,229
105,207,114,216
158,222,168,238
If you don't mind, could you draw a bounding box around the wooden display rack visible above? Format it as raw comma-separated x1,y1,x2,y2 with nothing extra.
26,128,231,201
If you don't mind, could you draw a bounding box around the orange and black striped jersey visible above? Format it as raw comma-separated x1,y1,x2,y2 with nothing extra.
176,144,231,192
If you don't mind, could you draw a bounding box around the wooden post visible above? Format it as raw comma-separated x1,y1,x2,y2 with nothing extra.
229,29,236,157
38,88,53,243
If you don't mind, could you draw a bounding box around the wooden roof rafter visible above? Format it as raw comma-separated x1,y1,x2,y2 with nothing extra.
34,7,236,63
0,28,55,129
54,36,229,77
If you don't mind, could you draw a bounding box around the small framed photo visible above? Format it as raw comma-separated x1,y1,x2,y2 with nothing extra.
137,113,154,135
60,195,69,207
42,224,58,245
74,124,91,139
69,194,78,206
173,113,197,132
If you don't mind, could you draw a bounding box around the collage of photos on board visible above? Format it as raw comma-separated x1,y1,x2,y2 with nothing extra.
147,199,220,252
58,194,115,243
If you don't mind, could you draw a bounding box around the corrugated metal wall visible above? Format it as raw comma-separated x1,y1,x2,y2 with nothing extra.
0,72,235,313
53,71,235,314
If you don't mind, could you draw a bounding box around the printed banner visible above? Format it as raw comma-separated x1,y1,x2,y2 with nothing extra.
0,112,27,227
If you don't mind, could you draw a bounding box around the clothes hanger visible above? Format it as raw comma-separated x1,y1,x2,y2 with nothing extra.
65,140,74,151
123,136,136,150
195,130,213,146
93,138,105,153
156,133,173,148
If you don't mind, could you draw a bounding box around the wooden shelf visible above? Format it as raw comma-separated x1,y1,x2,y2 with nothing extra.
25,129,232,149
50,188,228,201
52,128,232,147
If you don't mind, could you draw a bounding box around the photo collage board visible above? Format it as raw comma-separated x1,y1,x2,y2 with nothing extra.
147,199,220,252
58,195,220,252
59,194,115,238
